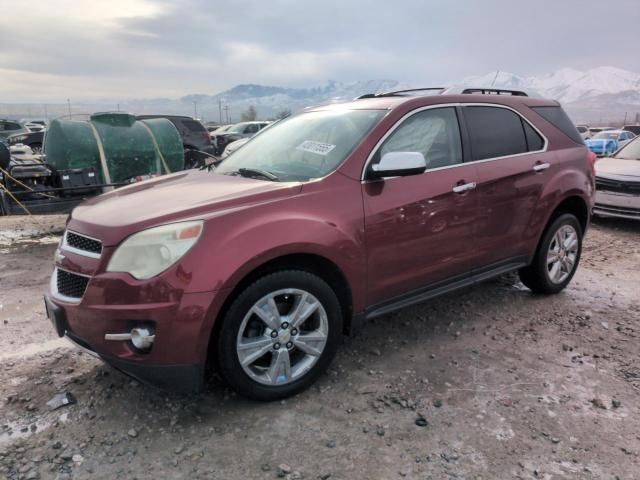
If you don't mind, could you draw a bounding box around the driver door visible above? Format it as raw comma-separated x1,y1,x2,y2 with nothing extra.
362,107,480,306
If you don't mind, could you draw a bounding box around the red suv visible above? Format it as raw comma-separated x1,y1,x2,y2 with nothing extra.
45,87,594,400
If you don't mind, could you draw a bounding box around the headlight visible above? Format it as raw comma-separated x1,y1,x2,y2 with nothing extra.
107,220,203,280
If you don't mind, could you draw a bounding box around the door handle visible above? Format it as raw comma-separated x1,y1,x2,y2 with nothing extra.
533,162,550,172
452,182,477,194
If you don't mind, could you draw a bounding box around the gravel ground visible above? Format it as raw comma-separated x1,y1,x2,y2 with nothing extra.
0,215,639,480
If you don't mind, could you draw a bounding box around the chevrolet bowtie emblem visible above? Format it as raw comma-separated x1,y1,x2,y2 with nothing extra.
54,249,66,264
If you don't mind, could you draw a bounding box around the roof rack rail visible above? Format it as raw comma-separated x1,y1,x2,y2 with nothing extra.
356,87,445,99
459,88,528,97
355,86,530,100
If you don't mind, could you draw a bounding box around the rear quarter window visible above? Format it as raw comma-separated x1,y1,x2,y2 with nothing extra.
531,106,584,145
182,120,207,132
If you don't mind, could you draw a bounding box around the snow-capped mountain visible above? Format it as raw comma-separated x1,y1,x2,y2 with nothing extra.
463,66,640,104
9,67,638,124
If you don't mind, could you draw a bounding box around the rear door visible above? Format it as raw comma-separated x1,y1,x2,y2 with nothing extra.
460,104,549,268
363,106,481,306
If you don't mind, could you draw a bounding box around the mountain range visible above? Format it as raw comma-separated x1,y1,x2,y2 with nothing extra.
175,66,640,124
5,67,640,124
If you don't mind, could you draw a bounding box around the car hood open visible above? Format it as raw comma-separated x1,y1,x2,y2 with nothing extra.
70,170,302,246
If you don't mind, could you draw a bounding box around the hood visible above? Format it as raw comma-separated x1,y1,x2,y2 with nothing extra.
595,157,640,178
71,170,301,245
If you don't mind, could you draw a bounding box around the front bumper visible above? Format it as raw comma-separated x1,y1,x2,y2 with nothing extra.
45,275,219,392
593,190,640,220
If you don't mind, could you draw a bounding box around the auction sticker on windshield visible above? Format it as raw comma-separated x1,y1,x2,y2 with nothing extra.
296,140,336,156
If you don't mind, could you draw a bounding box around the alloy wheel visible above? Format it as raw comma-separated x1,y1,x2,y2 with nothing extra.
546,224,579,284
236,288,329,386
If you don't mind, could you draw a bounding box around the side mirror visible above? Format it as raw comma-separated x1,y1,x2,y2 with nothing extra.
369,151,427,179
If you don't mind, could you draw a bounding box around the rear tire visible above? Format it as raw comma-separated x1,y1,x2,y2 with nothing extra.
217,270,342,401
519,214,582,294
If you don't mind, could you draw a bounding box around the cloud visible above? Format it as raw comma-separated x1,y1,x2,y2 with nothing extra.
1,0,639,102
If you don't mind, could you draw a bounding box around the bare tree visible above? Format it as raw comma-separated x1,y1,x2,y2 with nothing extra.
240,105,257,121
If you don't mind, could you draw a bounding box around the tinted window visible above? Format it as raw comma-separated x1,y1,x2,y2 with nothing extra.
5,122,21,131
245,124,259,134
372,107,462,171
183,120,206,132
532,106,583,144
522,120,544,151
464,106,528,160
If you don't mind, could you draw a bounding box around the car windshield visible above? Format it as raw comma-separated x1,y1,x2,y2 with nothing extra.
613,137,640,160
214,109,385,181
227,123,253,134
576,126,587,133
593,132,619,140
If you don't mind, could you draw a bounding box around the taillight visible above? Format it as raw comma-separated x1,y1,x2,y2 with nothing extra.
202,131,211,143
587,150,597,175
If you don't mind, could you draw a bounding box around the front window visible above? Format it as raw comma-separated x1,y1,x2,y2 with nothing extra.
215,109,385,181
613,137,640,160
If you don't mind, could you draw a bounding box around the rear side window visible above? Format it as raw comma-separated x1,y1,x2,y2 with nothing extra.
531,106,583,144
183,120,206,132
464,106,529,160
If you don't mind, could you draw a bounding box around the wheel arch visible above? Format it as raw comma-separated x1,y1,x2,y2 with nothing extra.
205,252,355,368
532,194,589,260
548,194,589,234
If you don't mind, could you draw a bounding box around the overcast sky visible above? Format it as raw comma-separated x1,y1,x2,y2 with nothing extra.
1,0,639,102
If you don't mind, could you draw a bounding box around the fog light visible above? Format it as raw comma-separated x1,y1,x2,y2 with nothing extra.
130,328,155,350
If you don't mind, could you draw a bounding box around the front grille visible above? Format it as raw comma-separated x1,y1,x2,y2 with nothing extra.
595,177,640,195
56,269,90,299
594,204,640,219
66,231,102,255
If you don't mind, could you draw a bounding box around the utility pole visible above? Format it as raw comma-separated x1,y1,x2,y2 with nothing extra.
623,112,628,124
67,98,71,117
218,98,223,123
193,101,198,119
223,104,229,123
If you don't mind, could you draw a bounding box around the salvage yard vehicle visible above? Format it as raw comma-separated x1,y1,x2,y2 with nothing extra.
0,112,185,215
576,124,590,140
586,129,636,156
0,119,30,140
212,121,271,155
7,129,45,153
136,114,216,166
593,136,640,220
45,87,594,401
622,124,640,136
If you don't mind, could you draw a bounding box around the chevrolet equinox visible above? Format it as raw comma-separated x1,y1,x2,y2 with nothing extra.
45,87,595,400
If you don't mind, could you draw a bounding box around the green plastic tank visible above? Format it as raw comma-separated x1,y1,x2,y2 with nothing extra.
44,112,184,184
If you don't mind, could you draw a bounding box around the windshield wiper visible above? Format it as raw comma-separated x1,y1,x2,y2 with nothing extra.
236,168,279,182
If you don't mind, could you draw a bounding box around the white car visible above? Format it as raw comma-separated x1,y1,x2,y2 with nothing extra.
221,137,250,158
593,136,640,220
576,125,590,140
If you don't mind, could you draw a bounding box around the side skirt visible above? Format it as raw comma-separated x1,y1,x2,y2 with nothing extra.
363,257,529,321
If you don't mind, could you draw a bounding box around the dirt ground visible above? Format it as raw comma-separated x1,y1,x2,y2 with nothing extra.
0,215,639,480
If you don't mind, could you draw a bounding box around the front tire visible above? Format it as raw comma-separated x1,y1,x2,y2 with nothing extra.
217,270,342,401
519,213,582,294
